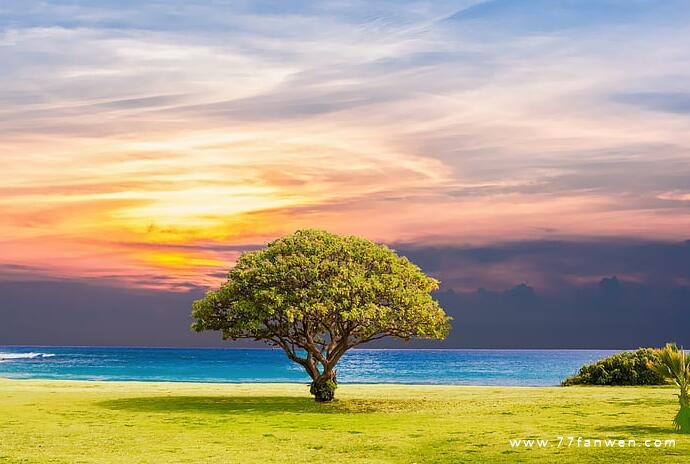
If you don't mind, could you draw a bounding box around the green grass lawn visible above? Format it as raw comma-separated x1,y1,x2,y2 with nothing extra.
0,379,687,463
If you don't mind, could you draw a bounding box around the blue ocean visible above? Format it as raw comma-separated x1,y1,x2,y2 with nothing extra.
0,346,619,386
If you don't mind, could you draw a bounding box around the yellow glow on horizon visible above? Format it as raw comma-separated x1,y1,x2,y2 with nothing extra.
144,251,225,270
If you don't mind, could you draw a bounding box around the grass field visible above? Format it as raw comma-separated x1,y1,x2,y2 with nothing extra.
0,379,687,463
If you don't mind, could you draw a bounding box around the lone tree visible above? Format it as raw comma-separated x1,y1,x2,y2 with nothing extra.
192,229,451,401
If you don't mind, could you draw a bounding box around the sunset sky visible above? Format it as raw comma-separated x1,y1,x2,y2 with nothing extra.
2,0,690,296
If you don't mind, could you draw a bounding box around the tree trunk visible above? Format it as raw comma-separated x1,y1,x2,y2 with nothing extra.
310,370,337,402
680,388,689,409
675,388,690,433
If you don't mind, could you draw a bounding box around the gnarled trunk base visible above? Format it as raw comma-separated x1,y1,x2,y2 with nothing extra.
310,371,337,402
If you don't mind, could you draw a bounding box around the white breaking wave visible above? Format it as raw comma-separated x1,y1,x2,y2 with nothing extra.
0,352,56,360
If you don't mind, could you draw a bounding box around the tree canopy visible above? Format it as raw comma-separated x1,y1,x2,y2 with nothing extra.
192,229,451,401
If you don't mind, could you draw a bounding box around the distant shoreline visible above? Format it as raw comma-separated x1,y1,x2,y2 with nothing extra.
0,377,561,387
0,344,634,351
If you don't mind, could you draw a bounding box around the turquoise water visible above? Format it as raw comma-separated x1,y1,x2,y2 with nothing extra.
0,346,617,386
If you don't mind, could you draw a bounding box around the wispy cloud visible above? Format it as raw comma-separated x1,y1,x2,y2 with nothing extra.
615,91,690,114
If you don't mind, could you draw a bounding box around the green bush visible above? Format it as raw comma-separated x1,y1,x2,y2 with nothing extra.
563,348,668,386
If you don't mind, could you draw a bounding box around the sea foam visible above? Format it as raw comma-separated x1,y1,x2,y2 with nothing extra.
0,352,55,360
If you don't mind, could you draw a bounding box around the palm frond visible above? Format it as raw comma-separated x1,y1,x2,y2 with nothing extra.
657,343,690,433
